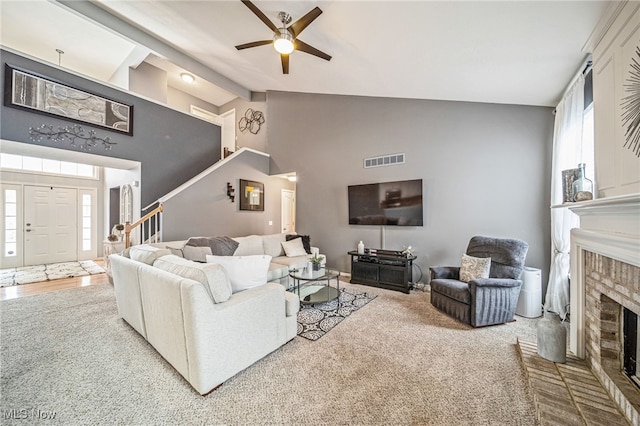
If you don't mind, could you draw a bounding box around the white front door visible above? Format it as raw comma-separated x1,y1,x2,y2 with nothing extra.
24,186,77,266
281,189,295,233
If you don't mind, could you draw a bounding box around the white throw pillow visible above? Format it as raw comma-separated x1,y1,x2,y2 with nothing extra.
281,238,307,257
206,254,271,293
153,255,232,303
460,254,491,283
129,244,172,265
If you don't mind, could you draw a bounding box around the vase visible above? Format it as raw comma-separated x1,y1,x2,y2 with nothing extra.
572,163,593,202
536,311,567,363
312,262,321,271
357,241,365,254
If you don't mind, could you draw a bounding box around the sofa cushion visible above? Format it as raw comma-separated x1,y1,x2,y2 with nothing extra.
431,278,471,304
232,235,264,256
267,263,289,282
153,255,232,303
281,238,307,257
129,244,172,265
286,234,311,254
207,254,271,293
262,233,287,257
460,254,491,283
271,254,312,268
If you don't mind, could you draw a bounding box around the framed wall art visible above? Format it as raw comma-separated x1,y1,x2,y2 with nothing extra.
4,63,133,135
239,179,264,211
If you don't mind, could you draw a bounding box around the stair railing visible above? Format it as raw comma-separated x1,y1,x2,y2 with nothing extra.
124,204,163,248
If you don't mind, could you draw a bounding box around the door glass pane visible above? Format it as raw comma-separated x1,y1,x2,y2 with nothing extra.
5,242,17,256
5,203,16,216
5,230,16,243
5,217,16,229
5,190,16,203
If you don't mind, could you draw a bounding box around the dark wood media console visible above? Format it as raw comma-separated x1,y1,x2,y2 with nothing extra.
348,250,416,294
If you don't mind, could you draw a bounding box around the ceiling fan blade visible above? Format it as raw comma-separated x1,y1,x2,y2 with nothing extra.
280,53,289,74
281,54,289,74
294,39,332,61
235,40,273,50
241,0,279,33
288,7,322,38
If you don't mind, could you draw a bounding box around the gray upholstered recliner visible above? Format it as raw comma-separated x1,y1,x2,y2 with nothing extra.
429,236,529,327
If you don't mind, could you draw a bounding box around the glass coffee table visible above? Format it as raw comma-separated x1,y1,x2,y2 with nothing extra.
289,267,340,304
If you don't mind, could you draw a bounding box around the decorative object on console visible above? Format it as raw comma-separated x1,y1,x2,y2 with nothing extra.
561,168,579,203
238,108,265,134
571,163,593,201
226,182,235,202
621,46,640,157
239,179,264,211
357,241,364,254
5,64,133,135
29,123,117,151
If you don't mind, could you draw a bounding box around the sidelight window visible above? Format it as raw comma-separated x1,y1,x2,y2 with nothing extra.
4,189,17,257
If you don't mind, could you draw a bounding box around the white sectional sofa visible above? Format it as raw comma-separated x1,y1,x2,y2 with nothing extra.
110,243,301,395
160,232,324,288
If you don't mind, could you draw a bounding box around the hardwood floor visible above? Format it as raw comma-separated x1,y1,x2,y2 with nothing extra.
0,260,110,302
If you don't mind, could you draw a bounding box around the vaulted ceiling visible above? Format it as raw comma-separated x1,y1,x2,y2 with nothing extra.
1,0,613,107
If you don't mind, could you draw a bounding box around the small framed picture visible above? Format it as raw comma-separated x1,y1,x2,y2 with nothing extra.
239,179,264,211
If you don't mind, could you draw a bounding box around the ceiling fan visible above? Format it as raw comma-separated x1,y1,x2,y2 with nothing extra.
235,0,331,74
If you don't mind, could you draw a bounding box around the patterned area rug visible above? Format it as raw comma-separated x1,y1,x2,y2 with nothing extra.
0,260,105,287
297,288,377,341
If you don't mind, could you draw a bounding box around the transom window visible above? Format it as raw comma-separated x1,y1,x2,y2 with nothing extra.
0,153,97,178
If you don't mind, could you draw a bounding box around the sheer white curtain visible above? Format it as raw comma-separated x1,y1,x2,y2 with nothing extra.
545,74,585,319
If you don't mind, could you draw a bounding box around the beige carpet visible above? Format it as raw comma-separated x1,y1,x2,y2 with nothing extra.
0,281,540,425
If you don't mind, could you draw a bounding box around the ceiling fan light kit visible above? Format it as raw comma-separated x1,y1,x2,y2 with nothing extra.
273,30,294,55
235,0,331,74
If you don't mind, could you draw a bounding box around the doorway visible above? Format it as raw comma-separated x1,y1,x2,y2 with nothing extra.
24,185,77,266
281,189,295,233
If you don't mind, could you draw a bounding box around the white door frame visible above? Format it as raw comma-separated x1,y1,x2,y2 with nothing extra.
281,189,296,233
0,182,99,267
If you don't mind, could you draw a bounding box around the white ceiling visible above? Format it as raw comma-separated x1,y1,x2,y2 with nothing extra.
1,0,613,108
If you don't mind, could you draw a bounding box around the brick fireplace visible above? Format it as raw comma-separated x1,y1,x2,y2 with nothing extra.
569,194,640,424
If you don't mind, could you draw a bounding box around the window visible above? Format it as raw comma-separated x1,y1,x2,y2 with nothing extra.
82,194,92,251
0,154,97,178
4,189,17,257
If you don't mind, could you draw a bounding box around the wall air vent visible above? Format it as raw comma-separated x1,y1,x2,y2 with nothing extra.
363,153,405,169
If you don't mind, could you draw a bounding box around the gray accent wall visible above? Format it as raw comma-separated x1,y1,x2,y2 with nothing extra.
0,49,221,208
161,150,294,241
267,91,554,295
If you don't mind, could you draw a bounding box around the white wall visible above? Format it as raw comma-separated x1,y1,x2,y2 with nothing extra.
591,2,640,198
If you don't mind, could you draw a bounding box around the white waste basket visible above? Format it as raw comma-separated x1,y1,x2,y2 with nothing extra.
516,267,542,318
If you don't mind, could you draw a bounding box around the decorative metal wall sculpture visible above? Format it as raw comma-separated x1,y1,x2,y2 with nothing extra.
29,123,116,151
5,64,133,135
622,46,640,157
238,108,265,135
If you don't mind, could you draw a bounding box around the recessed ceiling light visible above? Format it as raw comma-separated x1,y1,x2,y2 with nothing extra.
180,73,195,84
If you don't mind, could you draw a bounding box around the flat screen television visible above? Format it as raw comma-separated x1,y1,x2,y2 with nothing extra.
348,179,423,226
